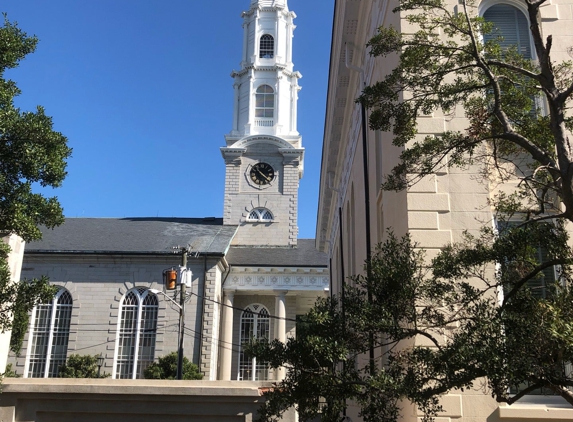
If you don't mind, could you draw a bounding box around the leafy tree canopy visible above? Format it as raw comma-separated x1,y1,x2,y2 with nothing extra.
143,352,203,380
0,15,71,241
0,15,71,352
360,0,573,222
250,227,573,422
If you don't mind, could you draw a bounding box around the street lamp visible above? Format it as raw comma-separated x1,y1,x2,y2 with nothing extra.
96,353,104,378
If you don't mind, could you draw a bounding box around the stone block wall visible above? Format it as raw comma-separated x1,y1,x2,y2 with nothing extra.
8,254,211,378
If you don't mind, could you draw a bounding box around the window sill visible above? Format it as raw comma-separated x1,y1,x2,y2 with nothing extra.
497,398,573,420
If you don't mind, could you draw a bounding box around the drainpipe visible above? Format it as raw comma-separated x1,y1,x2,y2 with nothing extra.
345,42,375,376
198,255,208,373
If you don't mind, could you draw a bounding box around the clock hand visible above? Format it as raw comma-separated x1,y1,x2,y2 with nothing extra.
256,168,272,182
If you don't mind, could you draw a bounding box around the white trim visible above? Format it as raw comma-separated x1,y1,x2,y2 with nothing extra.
113,287,158,379
24,288,72,378
238,303,270,381
479,0,537,60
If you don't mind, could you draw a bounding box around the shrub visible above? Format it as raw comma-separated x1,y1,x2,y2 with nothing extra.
144,352,202,380
58,354,109,378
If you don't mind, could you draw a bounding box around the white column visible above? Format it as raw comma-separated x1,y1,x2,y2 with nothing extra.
276,291,287,380
233,83,240,133
219,291,235,380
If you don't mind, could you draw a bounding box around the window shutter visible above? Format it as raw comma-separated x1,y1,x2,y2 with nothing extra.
484,5,531,59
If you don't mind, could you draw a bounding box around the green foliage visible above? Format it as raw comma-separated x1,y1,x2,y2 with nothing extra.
2,363,19,378
250,228,573,422
0,16,70,352
359,0,573,223
143,352,203,380
57,354,110,378
250,1,573,420
0,242,56,355
0,15,71,242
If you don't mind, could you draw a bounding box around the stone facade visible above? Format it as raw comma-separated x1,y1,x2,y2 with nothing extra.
317,0,573,421
8,254,209,378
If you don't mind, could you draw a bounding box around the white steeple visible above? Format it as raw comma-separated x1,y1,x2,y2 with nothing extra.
221,0,304,247
225,0,302,146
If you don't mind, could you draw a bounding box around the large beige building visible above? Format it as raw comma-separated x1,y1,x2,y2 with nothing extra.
317,0,573,421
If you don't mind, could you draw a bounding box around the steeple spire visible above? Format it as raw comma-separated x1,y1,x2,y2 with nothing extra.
220,0,304,247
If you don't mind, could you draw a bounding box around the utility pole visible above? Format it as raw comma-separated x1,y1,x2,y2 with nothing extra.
177,249,187,380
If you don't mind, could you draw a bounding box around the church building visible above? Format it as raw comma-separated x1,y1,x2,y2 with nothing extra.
6,0,328,383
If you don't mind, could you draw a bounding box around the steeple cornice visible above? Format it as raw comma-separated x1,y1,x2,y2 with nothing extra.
231,65,301,80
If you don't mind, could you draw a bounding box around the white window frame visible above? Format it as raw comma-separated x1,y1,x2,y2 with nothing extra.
24,287,73,378
259,34,274,58
238,303,270,381
113,287,158,379
479,1,536,60
247,207,274,222
255,85,275,118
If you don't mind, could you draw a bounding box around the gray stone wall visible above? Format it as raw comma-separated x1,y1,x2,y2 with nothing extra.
223,141,300,247
8,254,216,378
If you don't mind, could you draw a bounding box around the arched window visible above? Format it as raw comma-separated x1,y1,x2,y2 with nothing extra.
259,34,274,58
26,288,73,378
238,304,270,380
483,4,532,59
255,85,274,118
114,287,158,379
247,208,274,222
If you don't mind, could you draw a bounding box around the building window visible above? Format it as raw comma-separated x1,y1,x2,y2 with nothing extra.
114,287,158,379
483,4,532,59
238,304,270,381
247,208,274,222
26,288,73,378
255,85,274,118
259,34,274,58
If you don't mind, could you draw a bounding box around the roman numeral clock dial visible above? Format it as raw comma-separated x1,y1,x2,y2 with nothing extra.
250,162,275,185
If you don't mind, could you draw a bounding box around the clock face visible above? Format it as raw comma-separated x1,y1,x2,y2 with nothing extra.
250,162,275,185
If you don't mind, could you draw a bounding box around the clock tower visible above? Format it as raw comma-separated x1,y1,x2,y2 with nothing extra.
221,0,303,247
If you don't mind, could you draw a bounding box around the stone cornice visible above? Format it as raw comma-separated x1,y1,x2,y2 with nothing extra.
220,147,247,164
224,267,329,292
230,135,294,150
231,66,300,80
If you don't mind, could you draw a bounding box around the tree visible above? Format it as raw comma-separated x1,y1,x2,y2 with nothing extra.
58,354,110,378
250,227,573,422
0,15,71,353
143,352,203,380
248,0,573,421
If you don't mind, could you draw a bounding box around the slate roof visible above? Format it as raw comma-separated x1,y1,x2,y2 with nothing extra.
26,218,238,256
226,239,327,267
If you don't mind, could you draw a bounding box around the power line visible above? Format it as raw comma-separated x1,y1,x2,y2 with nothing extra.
188,291,298,323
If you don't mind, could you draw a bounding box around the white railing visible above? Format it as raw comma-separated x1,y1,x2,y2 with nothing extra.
255,119,274,127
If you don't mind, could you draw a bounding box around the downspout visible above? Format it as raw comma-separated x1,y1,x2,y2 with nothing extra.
198,254,208,372
345,42,375,376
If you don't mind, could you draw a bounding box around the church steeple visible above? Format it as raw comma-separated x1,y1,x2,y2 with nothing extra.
225,0,301,144
221,0,304,247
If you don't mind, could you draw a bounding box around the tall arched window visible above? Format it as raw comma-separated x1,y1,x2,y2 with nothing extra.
255,85,274,118
114,287,158,379
483,4,532,59
26,288,73,378
238,304,270,380
259,34,274,58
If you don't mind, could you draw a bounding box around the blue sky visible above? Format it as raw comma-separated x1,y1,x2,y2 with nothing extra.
2,0,333,239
